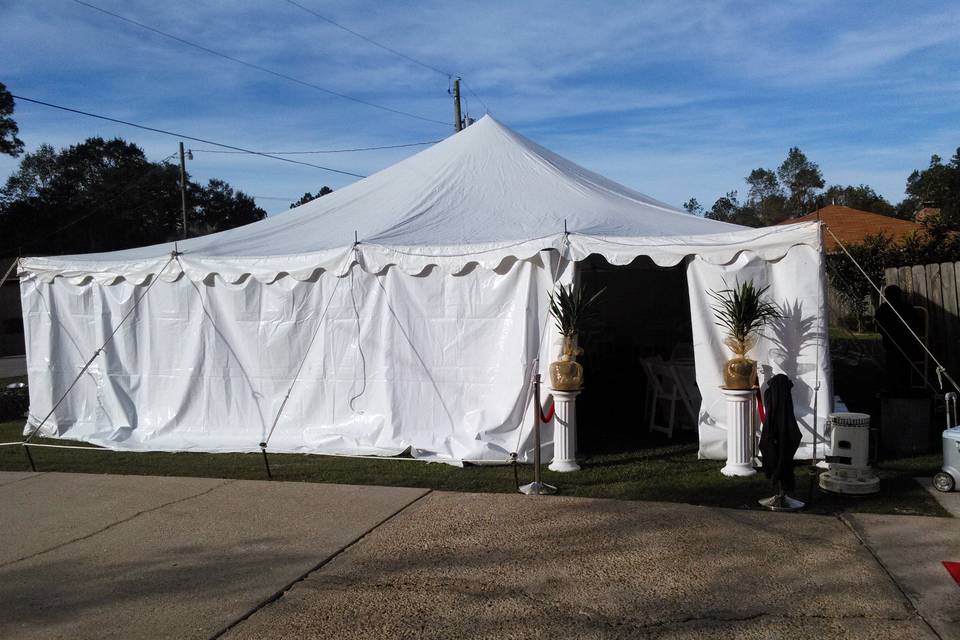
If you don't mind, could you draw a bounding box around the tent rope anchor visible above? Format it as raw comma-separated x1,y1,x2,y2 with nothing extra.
24,443,36,472
259,442,273,480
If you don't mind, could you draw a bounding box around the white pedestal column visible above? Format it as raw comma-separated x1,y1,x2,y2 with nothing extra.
548,388,581,472
720,387,757,477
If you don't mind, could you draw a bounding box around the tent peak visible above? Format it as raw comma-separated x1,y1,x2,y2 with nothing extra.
26,111,762,273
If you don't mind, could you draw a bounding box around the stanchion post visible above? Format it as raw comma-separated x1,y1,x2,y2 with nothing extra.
519,373,557,495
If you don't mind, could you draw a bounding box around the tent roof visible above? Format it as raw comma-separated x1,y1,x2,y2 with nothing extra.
20,115,820,283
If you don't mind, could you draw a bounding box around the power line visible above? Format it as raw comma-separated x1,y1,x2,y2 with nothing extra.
281,0,491,115
460,79,490,114
12,94,368,179
190,140,440,155
282,0,453,78
72,0,452,127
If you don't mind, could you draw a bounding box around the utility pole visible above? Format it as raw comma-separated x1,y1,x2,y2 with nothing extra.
452,78,463,132
179,141,188,239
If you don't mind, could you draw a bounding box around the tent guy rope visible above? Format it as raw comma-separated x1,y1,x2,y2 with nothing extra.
824,248,939,393
0,258,17,289
260,247,356,451
20,252,179,470
825,224,960,393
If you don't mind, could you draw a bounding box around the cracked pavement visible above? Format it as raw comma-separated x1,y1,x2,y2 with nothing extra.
224,492,948,640
0,472,428,639
0,472,953,639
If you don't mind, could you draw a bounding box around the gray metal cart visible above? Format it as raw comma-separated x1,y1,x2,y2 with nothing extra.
934,392,960,492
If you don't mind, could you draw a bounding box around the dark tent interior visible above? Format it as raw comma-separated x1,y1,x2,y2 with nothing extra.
576,255,699,455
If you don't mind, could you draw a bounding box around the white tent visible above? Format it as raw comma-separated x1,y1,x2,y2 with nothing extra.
18,115,831,463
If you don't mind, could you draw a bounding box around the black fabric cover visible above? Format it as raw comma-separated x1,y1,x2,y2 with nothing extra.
875,297,920,392
759,374,802,490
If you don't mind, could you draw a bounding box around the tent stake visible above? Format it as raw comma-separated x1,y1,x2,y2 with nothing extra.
24,444,36,472
259,442,272,480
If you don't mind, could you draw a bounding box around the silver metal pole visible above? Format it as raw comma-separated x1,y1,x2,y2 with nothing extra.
520,373,556,495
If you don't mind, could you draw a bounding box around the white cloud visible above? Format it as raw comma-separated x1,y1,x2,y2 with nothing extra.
3,0,959,215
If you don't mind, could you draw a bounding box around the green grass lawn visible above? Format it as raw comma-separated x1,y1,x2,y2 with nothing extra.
1,420,947,517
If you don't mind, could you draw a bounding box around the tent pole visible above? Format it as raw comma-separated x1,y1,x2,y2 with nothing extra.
809,222,825,505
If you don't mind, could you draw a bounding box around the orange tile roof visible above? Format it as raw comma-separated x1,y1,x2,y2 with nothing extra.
777,205,923,252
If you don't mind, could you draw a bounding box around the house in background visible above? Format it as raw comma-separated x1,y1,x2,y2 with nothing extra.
780,204,923,253
778,205,926,332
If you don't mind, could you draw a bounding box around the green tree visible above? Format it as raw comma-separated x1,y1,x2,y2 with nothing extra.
826,233,891,328
705,191,761,226
290,186,333,208
682,197,703,215
822,184,895,216
744,168,787,224
0,137,265,255
902,150,960,224
777,147,824,217
0,82,24,157
193,179,265,235
705,191,739,222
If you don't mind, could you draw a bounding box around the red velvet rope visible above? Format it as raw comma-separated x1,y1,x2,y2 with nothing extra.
756,387,766,424
540,399,555,423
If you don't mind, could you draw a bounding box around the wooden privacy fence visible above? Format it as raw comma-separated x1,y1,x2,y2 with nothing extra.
884,262,960,385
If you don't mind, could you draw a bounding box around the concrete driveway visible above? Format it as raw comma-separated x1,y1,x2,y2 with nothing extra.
0,471,954,639
0,472,428,639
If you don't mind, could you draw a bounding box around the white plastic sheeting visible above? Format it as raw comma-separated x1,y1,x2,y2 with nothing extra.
18,114,829,462
21,251,568,461
688,242,832,460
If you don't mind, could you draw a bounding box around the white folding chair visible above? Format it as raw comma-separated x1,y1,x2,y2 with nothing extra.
639,357,657,427
646,360,679,438
669,363,701,431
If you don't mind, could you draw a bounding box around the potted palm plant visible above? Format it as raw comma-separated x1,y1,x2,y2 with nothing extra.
708,280,780,389
547,283,605,391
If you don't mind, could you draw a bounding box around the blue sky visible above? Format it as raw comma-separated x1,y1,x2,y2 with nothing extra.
2,0,959,215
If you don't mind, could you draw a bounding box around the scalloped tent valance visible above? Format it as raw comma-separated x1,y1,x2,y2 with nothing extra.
18,115,820,284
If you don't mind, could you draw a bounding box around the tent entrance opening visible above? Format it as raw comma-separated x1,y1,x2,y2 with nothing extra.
576,255,698,455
